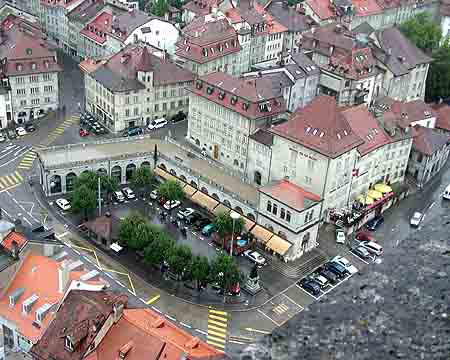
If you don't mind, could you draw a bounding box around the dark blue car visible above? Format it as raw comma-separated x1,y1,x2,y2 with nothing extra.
299,278,321,296
366,216,384,231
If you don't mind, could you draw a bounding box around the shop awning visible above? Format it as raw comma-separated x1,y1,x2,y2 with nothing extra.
250,225,274,244
183,184,197,198
266,235,292,256
367,189,383,200
242,217,256,232
358,194,375,205
191,191,219,212
374,183,393,194
110,243,123,253
213,203,230,215
154,167,177,182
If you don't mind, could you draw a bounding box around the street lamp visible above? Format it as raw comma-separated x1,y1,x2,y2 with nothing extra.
230,211,240,257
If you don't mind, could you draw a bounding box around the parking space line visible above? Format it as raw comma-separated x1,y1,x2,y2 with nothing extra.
195,329,208,336
295,284,320,300
349,250,370,265
105,272,113,279
151,306,161,314
257,309,281,327
282,293,304,310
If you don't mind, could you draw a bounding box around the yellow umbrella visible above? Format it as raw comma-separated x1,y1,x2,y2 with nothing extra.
358,194,375,205
374,183,393,193
367,189,383,200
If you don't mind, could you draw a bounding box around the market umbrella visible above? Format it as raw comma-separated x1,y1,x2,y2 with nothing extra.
367,189,383,200
358,194,375,205
374,183,393,193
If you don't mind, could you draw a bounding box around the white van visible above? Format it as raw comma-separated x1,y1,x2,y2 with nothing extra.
443,185,450,200
360,241,383,256
147,117,168,130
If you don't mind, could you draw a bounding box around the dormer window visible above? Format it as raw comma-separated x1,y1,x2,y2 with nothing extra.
219,44,223,52
44,60,50,68
218,90,225,100
259,102,270,112
230,95,237,105
26,48,32,56
225,42,229,49
65,337,74,352
16,63,22,71
202,48,208,57
196,80,203,89
206,85,214,95
242,102,250,111
210,47,215,54
31,63,37,70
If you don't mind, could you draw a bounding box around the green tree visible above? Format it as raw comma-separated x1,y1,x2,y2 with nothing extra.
144,230,175,265
74,171,98,192
426,40,450,100
213,212,245,249
191,255,210,290
151,0,168,17
167,244,192,278
118,214,147,247
71,184,97,221
130,167,154,198
400,13,441,53
158,179,184,202
99,175,119,204
210,253,242,293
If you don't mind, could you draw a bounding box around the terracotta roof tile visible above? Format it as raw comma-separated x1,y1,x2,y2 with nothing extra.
353,0,383,16
80,12,112,45
260,179,321,210
327,47,377,80
305,0,336,20
432,103,450,132
270,96,364,158
390,100,436,127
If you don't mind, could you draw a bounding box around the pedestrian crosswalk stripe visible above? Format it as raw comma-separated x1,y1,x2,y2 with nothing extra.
207,340,225,349
209,309,228,316
208,324,227,332
207,335,226,343
208,329,226,338
10,173,19,183
209,314,228,322
208,319,227,327
15,171,23,181
0,173,22,189
207,309,228,351
4,175,14,186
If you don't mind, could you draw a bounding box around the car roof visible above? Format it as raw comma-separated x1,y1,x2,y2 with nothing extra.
413,211,422,216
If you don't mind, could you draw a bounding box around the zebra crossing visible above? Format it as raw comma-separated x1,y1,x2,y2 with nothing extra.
17,148,37,170
38,114,80,148
0,171,23,190
207,309,228,351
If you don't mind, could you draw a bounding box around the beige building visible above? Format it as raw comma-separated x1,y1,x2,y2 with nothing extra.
81,43,193,133
187,71,286,173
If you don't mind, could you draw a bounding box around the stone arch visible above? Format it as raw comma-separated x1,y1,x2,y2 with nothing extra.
212,193,220,201
233,159,239,166
169,169,177,176
190,180,198,188
97,168,107,177
246,213,256,221
141,161,151,168
201,187,208,194
111,165,122,183
195,139,200,146
234,206,243,214
223,199,231,207
126,163,136,182
159,163,167,171
278,231,287,240
254,171,262,186
180,175,187,182
266,224,274,232
301,232,310,251
65,172,77,192
50,175,62,194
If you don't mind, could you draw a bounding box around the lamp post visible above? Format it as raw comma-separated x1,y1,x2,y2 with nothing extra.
230,212,240,257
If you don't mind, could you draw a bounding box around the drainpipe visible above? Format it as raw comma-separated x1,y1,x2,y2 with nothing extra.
321,157,331,221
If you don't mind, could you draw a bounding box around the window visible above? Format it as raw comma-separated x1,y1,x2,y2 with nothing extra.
417,153,423,163
15,77,24,84
163,91,167,97
154,104,159,112
133,107,139,115
31,98,40,105
31,62,37,70
305,176,312,184
162,102,167,110
44,85,53,92
266,201,272,212
16,89,25,95
286,211,291,222
20,100,26,106
170,89,176,97
345,80,350,87
170,101,175,109
125,97,130,105
280,208,285,220
178,100,183,107
307,159,314,170
65,337,74,352
30,75,38,82
272,203,278,215
45,97,51,103
30,87,39,94
125,109,130,117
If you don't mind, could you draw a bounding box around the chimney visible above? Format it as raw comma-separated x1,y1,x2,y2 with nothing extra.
58,262,70,294
119,340,134,359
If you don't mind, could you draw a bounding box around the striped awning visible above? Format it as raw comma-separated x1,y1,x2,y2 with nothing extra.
266,235,292,256
191,191,219,212
154,167,177,182
250,225,274,244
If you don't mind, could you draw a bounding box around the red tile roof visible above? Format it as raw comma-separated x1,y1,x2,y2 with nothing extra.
341,104,391,155
327,47,376,79
260,179,321,210
300,23,354,57
254,3,288,34
305,0,336,20
80,12,112,45
182,0,221,16
412,125,450,155
190,72,286,120
0,253,107,344
390,100,437,128
1,231,28,252
432,103,450,132
270,96,364,158
40,0,81,8
93,309,224,360
353,0,383,16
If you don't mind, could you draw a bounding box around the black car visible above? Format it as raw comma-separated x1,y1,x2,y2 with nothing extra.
123,126,143,137
185,212,201,225
171,111,187,123
193,218,209,232
318,269,338,284
366,216,384,231
6,129,16,139
324,262,348,278
25,123,36,132
299,278,321,296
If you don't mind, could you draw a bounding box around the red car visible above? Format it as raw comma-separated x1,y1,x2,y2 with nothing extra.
79,128,89,137
356,231,374,241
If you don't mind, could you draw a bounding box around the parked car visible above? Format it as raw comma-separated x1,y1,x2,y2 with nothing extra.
332,255,358,274
243,250,266,266
163,200,181,210
360,241,383,256
55,198,71,211
123,126,143,137
366,216,384,231
122,187,136,200
356,231,373,241
15,127,27,137
410,211,423,227
443,184,450,200
6,129,16,139
193,218,210,232
79,128,90,137
113,191,125,203
324,262,348,278
352,246,371,259
147,118,168,130
318,269,338,284
177,208,195,220
335,228,345,244
0,132,5,142
201,223,216,236
25,123,36,132
185,212,201,225
299,278,321,296
310,274,328,288
150,190,158,200
171,111,187,123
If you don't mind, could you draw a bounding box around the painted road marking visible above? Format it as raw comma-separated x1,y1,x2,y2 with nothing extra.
146,294,160,305
195,329,208,336
273,303,288,315
179,322,192,329
245,328,271,335
165,315,176,322
151,306,162,314
207,309,228,350
257,309,281,327
282,293,304,310
228,335,254,345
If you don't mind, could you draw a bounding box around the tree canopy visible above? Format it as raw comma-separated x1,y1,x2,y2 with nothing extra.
213,212,245,239
158,180,184,202
191,255,210,290
150,0,168,17
400,13,441,53
71,184,97,220
210,253,242,292
130,167,154,197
